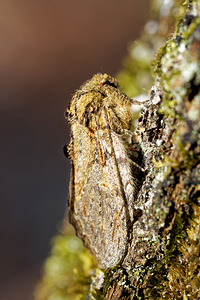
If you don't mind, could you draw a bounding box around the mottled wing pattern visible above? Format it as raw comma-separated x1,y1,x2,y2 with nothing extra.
110,130,145,223
69,120,128,269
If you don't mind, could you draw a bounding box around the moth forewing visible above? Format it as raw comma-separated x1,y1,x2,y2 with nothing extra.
69,112,128,269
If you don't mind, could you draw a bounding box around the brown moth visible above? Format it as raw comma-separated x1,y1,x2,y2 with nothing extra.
64,73,145,269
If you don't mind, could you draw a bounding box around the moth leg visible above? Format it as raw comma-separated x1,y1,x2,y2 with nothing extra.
63,140,74,159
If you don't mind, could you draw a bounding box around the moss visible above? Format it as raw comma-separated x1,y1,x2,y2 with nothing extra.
153,1,200,110
35,226,97,300
164,202,200,299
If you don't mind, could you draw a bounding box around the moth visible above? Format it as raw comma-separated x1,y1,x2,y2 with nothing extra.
64,73,145,269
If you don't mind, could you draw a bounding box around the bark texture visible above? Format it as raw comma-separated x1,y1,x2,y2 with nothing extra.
91,1,200,299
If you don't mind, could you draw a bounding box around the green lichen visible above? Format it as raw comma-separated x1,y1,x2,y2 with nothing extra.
153,2,200,109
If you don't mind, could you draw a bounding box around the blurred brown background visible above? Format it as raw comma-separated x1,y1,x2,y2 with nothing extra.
0,1,150,299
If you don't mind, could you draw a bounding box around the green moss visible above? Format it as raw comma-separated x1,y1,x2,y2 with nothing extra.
91,269,112,300
166,203,200,299
152,45,167,75
35,228,96,300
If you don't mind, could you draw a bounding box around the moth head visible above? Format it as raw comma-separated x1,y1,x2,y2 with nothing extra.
67,73,132,132
100,73,118,89
79,73,118,92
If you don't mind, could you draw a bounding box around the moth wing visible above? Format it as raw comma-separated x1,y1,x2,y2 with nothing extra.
68,122,96,223
70,124,128,269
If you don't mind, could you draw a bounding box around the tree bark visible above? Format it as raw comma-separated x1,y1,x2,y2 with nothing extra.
90,1,200,299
